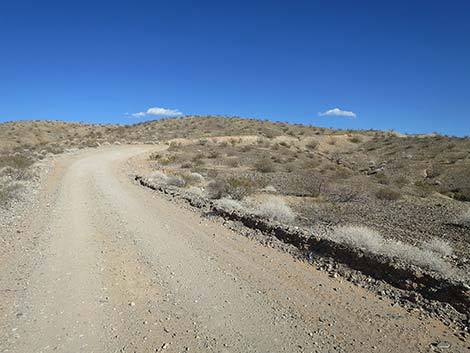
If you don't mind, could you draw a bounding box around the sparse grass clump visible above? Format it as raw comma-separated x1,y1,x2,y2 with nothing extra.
422,238,453,257
255,197,295,223
329,226,450,273
329,226,383,253
214,198,243,212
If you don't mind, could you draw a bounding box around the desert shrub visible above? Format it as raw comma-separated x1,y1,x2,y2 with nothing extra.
186,186,204,196
374,173,390,185
214,198,243,212
455,209,470,227
255,197,295,223
453,188,470,202
159,155,177,165
329,226,383,253
263,129,277,139
422,238,453,257
254,158,276,173
168,141,181,149
414,180,435,197
207,177,255,200
305,139,319,150
349,136,362,143
296,175,324,197
385,241,448,272
426,164,443,178
207,150,220,159
437,164,470,201
284,163,296,173
375,187,401,201
394,175,409,187
166,175,186,187
181,172,204,185
329,226,449,272
191,154,205,166
262,185,277,193
0,181,24,206
0,154,34,170
224,158,240,168
148,171,168,183
0,165,32,181
327,185,359,202
229,138,239,146
334,167,352,179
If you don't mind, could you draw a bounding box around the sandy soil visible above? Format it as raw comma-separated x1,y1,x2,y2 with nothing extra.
0,146,466,353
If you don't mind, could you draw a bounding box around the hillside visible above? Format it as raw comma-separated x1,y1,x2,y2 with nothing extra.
1,117,470,350
1,116,469,258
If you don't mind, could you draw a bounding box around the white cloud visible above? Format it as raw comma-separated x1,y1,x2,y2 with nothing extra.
318,108,357,118
131,106,183,118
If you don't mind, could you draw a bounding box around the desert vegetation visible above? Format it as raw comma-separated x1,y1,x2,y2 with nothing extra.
133,117,469,271
1,116,469,273
0,121,113,207
327,226,452,273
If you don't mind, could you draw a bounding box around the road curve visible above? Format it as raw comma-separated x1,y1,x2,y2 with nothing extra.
0,146,465,352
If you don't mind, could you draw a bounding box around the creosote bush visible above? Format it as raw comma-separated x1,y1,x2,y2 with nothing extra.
305,139,319,150
349,136,362,144
207,177,255,200
254,158,275,173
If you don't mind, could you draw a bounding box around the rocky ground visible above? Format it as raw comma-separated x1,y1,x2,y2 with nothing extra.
134,174,470,330
0,145,468,353
143,133,470,265
1,117,469,352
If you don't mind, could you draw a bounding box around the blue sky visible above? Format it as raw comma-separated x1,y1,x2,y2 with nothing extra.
1,1,469,136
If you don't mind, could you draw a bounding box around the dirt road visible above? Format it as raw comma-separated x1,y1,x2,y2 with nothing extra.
0,146,465,352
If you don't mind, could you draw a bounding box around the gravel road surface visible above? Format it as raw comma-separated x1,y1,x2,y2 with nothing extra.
0,146,465,352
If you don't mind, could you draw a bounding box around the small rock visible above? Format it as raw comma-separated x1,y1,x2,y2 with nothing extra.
433,341,451,350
